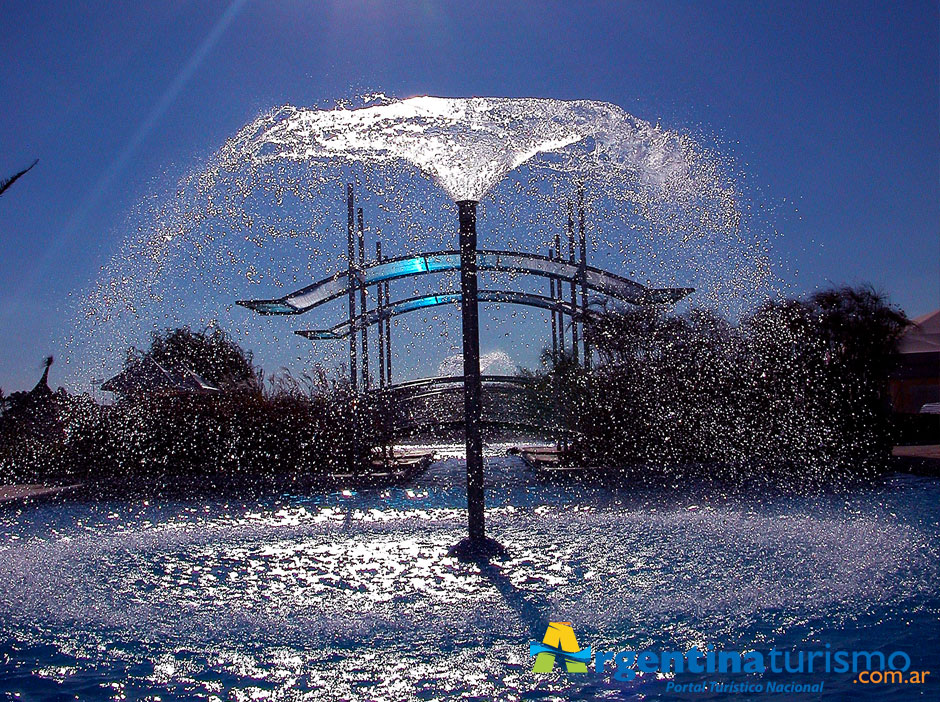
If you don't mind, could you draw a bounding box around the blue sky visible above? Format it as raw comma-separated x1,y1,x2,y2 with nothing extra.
0,0,937,391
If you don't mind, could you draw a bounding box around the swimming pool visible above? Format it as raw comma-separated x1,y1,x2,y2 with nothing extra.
1,449,937,700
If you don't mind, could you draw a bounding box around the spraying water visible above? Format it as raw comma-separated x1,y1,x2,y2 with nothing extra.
232,96,716,203
67,95,768,390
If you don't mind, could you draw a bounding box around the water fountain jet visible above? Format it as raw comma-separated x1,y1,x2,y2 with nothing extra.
79,96,757,556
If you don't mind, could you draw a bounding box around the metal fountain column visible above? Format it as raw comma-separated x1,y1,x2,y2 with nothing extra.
457,200,486,543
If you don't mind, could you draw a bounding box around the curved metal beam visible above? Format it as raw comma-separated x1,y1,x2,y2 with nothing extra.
379,375,537,402
379,377,550,435
238,249,693,315
295,290,598,341
382,374,536,392
354,375,552,436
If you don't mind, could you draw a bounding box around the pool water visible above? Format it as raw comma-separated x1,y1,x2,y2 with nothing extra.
1,447,938,700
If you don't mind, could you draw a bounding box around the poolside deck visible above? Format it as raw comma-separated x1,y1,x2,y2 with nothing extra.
514,445,606,478
0,483,81,505
322,447,436,486
892,444,940,475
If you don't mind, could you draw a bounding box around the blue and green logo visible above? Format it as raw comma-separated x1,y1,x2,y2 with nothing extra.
530,622,591,673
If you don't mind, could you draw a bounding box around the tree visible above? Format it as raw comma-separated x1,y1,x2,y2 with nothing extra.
129,326,259,391
541,284,909,483
805,285,908,467
0,159,38,197
807,285,908,390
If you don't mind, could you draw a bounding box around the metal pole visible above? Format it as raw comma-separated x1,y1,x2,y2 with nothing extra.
549,247,560,453
457,200,485,542
549,248,558,360
358,207,369,390
384,274,392,385
578,186,590,368
568,201,579,365
376,240,389,465
376,240,385,390
347,184,357,391
553,230,565,353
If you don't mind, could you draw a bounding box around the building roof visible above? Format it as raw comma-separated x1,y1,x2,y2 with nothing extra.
101,356,218,395
899,309,940,355
28,357,54,399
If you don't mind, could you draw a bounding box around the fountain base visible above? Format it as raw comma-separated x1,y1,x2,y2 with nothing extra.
448,536,509,562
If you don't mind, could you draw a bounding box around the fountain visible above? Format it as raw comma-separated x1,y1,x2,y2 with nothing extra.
2,95,932,700
62,96,698,555
71,96,759,396
222,97,703,555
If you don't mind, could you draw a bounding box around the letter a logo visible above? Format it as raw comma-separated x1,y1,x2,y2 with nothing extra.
530,622,591,673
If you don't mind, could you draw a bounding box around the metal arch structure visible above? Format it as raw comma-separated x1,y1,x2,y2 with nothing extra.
376,374,557,437
236,249,693,315
381,373,534,393
379,374,537,404
294,290,599,341
238,184,696,556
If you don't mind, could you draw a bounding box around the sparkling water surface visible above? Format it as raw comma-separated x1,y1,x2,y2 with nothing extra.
1,447,938,701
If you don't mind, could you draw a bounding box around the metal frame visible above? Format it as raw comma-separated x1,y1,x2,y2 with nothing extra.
239,184,694,552
380,373,534,394
237,249,693,315
380,374,556,441
295,289,599,340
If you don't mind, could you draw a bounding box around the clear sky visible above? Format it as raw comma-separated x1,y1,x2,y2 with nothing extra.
0,0,937,392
